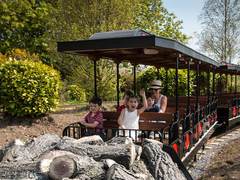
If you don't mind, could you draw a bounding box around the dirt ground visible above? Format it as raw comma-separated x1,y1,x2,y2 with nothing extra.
0,104,86,147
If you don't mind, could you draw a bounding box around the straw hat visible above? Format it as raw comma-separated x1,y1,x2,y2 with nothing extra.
149,80,163,89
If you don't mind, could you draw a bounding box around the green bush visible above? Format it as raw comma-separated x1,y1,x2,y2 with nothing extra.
0,60,62,117
66,84,86,102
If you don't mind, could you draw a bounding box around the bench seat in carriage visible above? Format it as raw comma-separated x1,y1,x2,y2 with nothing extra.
62,111,174,143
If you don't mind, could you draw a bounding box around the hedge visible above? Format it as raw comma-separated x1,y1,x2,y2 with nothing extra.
0,60,62,117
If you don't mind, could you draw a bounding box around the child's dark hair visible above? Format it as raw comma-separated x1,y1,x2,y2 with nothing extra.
125,90,134,97
89,96,102,106
128,94,139,101
146,91,154,99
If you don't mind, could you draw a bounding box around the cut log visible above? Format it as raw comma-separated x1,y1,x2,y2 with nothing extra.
57,140,136,168
105,159,153,180
1,134,61,163
0,153,105,179
39,151,105,179
106,164,141,180
39,150,77,174
62,135,104,145
0,161,47,179
75,135,104,145
142,139,186,180
135,145,142,161
106,136,142,161
0,139,25,162
48,155,76,179
130,160,154,180
106,136,133,145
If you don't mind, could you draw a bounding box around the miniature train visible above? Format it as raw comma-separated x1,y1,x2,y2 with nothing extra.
58,29,240,165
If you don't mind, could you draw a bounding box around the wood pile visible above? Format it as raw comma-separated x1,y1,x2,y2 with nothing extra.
0,134,187,180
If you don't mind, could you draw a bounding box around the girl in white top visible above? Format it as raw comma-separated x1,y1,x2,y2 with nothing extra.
117,89,147,140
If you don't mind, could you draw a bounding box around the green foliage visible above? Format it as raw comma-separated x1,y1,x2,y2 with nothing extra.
1,0,190,102
0,60,62,117
65,85,86,102
0,0,52,57
137,66,195,96
0,53,7,65
133,0,189,43
45,0,189,101
68,59,117,101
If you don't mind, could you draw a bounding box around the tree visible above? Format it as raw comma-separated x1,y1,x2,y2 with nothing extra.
199,0,240,63
0,0,52,58
46,0,137,100
133,0,189,43
46,0,188,101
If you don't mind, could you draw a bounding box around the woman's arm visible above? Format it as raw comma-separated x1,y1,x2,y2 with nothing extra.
117,109,125,128
138,89,147,115
159,96,167,113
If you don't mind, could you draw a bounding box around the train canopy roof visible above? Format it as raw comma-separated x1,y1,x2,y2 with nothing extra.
218,63,240,74
58,29,220,69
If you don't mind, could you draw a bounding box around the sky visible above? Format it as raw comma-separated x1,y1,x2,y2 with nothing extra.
163,0,205,51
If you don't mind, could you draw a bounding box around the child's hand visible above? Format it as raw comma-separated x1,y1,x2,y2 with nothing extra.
119,125,126,129
139,89,145,97
80,121,86,126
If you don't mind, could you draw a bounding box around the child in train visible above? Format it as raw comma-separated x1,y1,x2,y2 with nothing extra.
145,92,160,112
116,90,134,112
117,89,147,140
79,96,105,139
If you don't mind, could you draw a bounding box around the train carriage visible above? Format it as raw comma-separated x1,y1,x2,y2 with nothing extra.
57,29,240,166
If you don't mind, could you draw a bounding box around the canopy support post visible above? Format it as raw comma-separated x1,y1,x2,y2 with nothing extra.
175,54,180,118
196,61,200,110
93,58,98,97
116,61,120,107
207,66,210,104
187,59,191,114
212,67,216,99
133,64,136,95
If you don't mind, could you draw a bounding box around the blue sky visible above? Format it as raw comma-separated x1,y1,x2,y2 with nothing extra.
163,0,205,51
